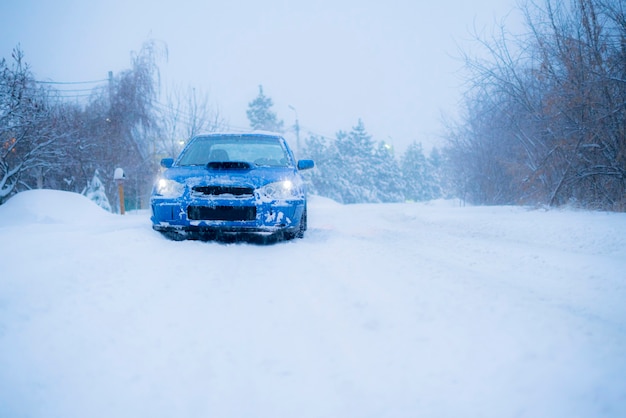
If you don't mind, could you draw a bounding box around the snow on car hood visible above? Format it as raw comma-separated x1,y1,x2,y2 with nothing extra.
161,164,300,189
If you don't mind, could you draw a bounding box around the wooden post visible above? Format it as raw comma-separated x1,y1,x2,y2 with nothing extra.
114,167,126,215
117,181,125,215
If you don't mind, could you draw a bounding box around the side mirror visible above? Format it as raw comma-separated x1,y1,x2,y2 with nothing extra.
160,158,174,168
297,159,314,170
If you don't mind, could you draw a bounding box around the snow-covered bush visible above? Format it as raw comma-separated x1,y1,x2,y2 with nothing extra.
83,170,111,212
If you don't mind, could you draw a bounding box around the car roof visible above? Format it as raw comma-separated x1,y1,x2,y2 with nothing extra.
192,131,284,140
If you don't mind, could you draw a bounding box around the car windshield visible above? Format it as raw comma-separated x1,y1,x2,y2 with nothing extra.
177,135,292,167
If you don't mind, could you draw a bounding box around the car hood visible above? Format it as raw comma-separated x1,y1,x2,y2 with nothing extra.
162,164,299,189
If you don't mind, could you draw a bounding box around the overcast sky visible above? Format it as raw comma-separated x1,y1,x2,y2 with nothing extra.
1,0,522,152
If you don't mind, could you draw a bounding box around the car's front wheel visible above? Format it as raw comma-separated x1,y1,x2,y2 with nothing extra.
284,207,307,240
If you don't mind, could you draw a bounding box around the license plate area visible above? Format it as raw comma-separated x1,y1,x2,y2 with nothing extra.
187,205,256,221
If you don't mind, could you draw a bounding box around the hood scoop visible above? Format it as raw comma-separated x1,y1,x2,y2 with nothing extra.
207,161,252,170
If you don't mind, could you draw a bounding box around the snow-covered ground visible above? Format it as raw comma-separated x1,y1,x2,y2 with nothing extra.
1,190,625,418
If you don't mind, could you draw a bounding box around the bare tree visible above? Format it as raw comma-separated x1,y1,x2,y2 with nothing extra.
157,84,225,158
445,0,626,210
93,39,166,210
0,47,69,204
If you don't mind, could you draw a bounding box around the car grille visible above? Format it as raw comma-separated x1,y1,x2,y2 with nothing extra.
192,185,254,197
188,205,257,221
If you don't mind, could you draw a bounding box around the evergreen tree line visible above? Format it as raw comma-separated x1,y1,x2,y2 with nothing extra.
246,86,443,203
245,86,445,204
444,0,626,210
300,120,444,203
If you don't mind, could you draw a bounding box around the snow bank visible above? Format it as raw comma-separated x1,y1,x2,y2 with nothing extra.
0,189,113,227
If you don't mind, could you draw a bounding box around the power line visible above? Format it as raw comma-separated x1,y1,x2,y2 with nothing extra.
53,86,107,93
0,82,101,91
54,86,105,93
54,92,100,98
35,78,108,85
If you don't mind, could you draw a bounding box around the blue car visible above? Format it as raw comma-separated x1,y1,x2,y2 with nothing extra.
150,132,314,241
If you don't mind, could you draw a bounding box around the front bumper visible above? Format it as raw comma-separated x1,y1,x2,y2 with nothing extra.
150,196,305,237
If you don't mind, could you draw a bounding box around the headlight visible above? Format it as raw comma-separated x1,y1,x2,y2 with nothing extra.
155,178,184,198
258,180,303,201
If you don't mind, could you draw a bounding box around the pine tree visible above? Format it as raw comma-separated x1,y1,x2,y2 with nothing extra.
428,147,444,199
372,141,405,202
83,170,112,212
335,120,378,203
301,134,345,203
401,141,438,201
335,119,374,160
246,85,284,132
301,121,414,204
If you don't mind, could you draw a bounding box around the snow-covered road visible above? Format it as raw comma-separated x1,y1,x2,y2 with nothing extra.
1,190,625,417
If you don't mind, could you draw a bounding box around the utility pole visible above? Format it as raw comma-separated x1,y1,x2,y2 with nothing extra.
108,71,113,105
288,105,300,154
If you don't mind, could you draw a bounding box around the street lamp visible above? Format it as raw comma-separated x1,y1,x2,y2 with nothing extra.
288,105,301,153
